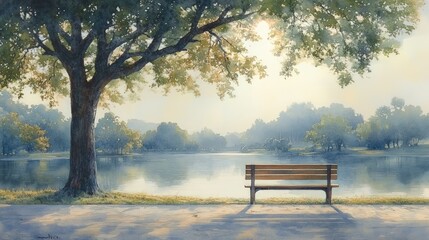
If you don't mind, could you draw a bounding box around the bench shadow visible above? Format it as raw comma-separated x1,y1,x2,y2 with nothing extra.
185,205,356,239
234,204,354,223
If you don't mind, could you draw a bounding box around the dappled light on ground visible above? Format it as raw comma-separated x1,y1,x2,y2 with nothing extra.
1,204,429,239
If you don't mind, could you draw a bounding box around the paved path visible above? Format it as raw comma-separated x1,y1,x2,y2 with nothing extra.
1,204,429,240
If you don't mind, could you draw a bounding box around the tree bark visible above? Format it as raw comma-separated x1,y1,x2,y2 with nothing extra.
61,82,101,196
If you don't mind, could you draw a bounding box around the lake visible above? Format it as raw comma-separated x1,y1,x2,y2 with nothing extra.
1,152,429,199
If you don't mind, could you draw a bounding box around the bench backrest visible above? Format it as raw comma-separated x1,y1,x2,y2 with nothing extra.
245,164,338,180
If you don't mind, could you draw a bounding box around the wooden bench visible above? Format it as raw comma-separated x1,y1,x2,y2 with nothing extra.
245,164,339,204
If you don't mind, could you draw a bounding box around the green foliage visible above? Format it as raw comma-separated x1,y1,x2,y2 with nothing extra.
142,122,196,151
356,119,386,150
0,0,268,104
0,113,22,155
356,98,429,149
243,119,276,148
0,0,422,104
191,128,226,151
317,103,364,130
26,105,71,151
305,115,352,151
264,137,291,152
19,123,49,152
95,112,142,154
264,0,423,86
0,90,70,152
243,103,362,148
0,112,49,155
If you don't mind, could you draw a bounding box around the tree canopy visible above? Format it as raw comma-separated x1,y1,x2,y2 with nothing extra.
0,0,422,102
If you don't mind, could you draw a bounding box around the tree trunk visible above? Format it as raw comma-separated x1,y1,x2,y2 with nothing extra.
61,84,101,196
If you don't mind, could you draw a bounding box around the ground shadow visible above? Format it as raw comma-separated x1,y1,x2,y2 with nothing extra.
178,205,357,239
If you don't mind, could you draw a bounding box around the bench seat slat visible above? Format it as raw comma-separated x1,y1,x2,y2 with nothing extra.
245,174,337,180
246,164,337,170
245,184,339,189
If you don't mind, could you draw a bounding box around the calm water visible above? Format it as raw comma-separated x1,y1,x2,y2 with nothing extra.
1,152,429,199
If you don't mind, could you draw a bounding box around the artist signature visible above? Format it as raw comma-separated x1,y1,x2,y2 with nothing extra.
37,234,61,240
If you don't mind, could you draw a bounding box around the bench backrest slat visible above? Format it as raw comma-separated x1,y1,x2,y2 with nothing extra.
245,164,338,181
245,169,338,175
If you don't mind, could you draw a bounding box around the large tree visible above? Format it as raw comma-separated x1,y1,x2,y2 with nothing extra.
0,0,422,195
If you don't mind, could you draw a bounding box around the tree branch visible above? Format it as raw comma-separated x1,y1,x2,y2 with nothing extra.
107,25,149,53
107,6,255,82
79,29,95,54
32,31,56,57
55,24,73,47
70,14,83,54
45,21,72,63
208,30,231,76
190,0,208,30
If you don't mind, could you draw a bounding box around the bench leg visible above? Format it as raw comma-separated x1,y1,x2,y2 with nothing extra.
250,188,256,204
325,188,332,205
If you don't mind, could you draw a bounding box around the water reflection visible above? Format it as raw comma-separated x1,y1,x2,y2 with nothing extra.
0,159,68,189
0,153,428,198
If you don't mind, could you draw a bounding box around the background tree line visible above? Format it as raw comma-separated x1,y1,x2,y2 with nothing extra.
0,91,70,155
114,97,429,153
243,98,429,152
242,102,364,151
95,114,228,153
356,97,429,150
2,89,428,155
0,90,228,155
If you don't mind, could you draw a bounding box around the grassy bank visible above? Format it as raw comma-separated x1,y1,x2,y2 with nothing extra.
1,190,429,205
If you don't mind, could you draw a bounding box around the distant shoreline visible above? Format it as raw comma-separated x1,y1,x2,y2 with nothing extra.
2,144,429,161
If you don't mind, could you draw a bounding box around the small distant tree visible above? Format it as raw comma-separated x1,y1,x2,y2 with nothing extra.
317,103,364,130
95,112,142,154
0,113,22,155
276,103,319,143
244,119,275,147
225,132,243,150
356,118,386,150
264,137,291,152
0,112,49,154
19,123,49,152
27,105,70,151
192,128,226,151
305,115,352,151
142,122,192,151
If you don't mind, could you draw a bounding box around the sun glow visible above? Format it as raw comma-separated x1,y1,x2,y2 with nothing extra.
254,20,270,38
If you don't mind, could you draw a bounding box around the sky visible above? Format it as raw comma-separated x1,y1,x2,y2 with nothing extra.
18,2,429,135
